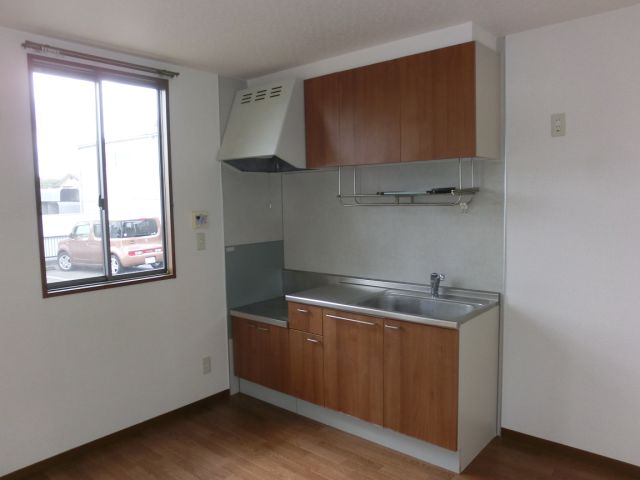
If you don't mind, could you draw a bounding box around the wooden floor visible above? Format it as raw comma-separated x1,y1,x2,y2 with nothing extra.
20,394,639,480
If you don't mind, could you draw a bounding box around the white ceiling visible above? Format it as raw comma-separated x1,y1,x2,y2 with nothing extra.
0,0,638,78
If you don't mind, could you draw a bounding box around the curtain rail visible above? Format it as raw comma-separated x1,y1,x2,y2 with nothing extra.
22,41,179,78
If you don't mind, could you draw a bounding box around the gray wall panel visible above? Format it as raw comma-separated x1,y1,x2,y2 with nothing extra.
225,241,284,309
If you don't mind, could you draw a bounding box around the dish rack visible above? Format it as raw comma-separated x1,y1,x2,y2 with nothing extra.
337,158,479,211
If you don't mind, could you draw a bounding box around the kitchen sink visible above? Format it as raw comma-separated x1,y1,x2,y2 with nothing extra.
356,291,485,322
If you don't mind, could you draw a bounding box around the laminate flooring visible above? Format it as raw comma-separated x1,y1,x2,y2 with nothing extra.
17,394,639,480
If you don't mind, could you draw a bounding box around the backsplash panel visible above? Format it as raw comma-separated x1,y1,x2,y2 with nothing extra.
282,159,504,291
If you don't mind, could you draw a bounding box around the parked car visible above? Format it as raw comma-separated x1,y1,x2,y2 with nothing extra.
57,218,164,274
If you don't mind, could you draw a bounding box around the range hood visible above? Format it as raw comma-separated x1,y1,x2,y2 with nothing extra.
218,79,306,172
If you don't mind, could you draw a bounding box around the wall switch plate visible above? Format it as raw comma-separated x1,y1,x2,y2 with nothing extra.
551,113,566,137
202,356,211,375
192,211,209,230
196,232,206,251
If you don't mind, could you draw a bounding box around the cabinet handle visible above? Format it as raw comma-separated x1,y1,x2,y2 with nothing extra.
257,326,269,332
325,314,375,326
306,338,320,344
384,324,401,330
296,308,309,314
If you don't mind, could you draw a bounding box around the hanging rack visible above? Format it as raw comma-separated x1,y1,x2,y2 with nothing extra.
337,158,479,210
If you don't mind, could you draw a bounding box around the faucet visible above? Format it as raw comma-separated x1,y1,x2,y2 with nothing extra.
430,273,445,297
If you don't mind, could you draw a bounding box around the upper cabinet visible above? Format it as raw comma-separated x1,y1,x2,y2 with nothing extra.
353,61,401,165
304,70,353,168
304,42,499,168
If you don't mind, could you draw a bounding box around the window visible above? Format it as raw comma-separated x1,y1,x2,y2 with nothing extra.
74,224,90,240
29,55,175,296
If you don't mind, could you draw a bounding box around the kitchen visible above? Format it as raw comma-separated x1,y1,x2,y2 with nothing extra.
222,41,501,472
1,1,639,478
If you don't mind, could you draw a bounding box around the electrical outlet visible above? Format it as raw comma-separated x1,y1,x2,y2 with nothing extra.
202,356,211,375
196,232,206,251
551,113,566,137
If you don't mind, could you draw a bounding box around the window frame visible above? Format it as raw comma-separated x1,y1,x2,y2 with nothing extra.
28,54,177,297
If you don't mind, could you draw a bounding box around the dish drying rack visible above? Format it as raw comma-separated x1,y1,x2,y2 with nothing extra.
337,158,479,211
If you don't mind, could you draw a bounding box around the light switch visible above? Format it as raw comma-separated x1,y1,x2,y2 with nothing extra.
202,356,211,375
551,113,566,137
196,232,206,251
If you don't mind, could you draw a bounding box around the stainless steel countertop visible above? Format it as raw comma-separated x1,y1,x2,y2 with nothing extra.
285,282,499,329
229,297,288,328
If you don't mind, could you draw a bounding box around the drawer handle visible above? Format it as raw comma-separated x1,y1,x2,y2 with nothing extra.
306,338,320,344
384,324,401,330
257,326,269,332
296,308,309,314
325,314,375,326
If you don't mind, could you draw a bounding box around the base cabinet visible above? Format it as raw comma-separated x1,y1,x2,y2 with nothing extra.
234,305,467,451
383,318,459,450
322,309,384,425
232,317,289,393
288,330,324,405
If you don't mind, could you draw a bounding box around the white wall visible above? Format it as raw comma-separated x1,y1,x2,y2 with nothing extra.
0,27,229,476
218,76,247,138
503,4,640,466
222,166,283,246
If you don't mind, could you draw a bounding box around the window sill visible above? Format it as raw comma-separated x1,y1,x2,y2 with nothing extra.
44,272,176,298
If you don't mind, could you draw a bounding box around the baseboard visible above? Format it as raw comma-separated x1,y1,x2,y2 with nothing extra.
1,389,230,480
500,428,640,475
239,379,462,472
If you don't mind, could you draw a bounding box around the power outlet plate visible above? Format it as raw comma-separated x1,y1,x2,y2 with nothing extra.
202,356,211,375
551,113,566,137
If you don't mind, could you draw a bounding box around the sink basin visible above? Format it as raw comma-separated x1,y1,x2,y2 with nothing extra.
357,292,479,322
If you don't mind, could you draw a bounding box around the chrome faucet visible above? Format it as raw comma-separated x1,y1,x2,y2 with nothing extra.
430,273,445,297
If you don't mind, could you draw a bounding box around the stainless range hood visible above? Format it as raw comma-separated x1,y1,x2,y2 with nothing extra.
218,79,306,172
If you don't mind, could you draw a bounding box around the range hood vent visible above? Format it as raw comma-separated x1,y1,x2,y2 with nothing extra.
218,79,306,172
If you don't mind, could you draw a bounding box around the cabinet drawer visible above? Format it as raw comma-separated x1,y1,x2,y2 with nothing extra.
288,302,323,335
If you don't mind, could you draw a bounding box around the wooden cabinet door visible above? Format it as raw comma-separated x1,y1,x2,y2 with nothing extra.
232,317,260,384
400,42,475,162
255,323,289,393
232,317,288,393
288,330,324,405
323,309,383,425
304,70,355,168
383,319,459,450
399,49,435,162
353,60,401,165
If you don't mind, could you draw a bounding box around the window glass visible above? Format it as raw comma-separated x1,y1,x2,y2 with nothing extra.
101,81,166,275
32,71,105,283
30,57,173,294
75,224,90,239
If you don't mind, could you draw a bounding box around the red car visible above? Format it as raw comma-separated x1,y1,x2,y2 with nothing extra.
57,218,164,274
